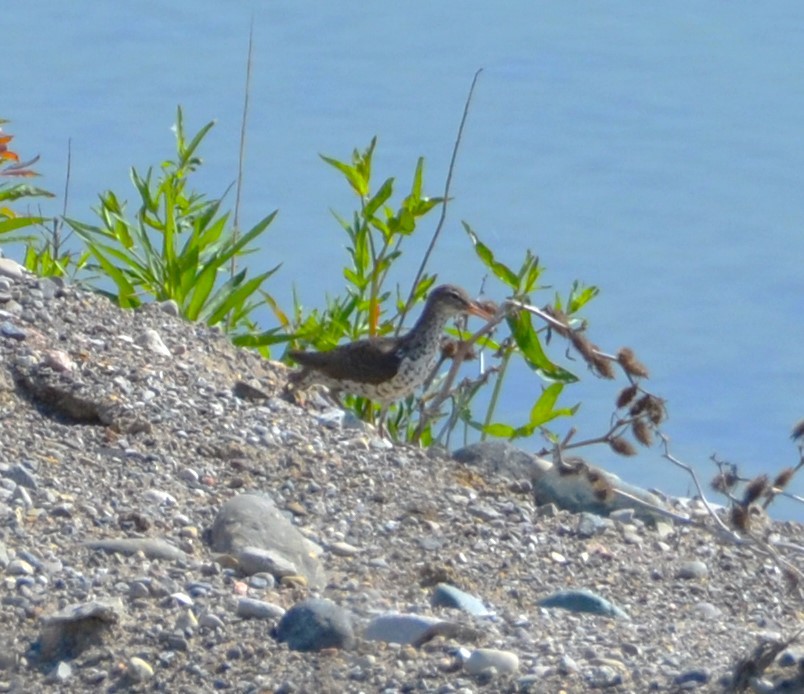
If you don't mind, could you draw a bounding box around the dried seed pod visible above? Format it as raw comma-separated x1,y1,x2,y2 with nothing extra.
730,504,750,531
629,394,651,417
616,384,639,409
591,352,616,380
646,396,667,425
569,330,595,361
609,436,637,457
711,469,739,494
772,467,795,491
616,347,650,378
545,306,572,338
439,338,476,362
632,419,654,446
742,474,769,506
791,419,804,442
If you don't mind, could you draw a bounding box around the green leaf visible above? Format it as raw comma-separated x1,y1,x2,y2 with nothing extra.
320,155,368,197
0,216,47,234
463,222,519,288
568,282,599,313
529,382,564,425
363,177,394,219
482,422,517,438
507,309,578,383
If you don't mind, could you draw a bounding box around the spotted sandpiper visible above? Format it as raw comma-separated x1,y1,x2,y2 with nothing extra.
287,284,494,409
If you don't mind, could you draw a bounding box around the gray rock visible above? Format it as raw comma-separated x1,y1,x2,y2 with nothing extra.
237,546,298,578
236,597,286,621
3,463,38,490
273,598,354,652
576,511,610,537
532,459,666,521
210,493,326,589
364,613,445,645
453,442,666,521
0,258,24,279
453,441,548,483
84,538,188,561
38,598,125,660
537,588,629,619
431,583,493,617
464,648,520,675
126,656,154,682
675,560,708,580
134,328,172,357
45,661,73,684
1,320,26,340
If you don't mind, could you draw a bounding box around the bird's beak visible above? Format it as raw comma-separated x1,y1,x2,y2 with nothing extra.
466,299,496,321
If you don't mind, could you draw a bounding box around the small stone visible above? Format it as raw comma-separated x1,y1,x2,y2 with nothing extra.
134,329,172,357
464,648,519,675
236,598,286,621
431,583,493,617
673,668,710,686
273,598,354,652
1,321,27,340
127,656,154,682
576,512,608,538
610,508,635,523
199,613,226,630
328,541,360,557
537,588,629,619
45,661,73,684
0,258,24,279
4,464,38,490
675,560,708,580
43,350,75,372
691,602,721,620
158,300,180,316
655,521,674,539
6,559,34,576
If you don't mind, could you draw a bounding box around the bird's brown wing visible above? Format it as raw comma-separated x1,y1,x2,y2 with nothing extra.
288,337,402,384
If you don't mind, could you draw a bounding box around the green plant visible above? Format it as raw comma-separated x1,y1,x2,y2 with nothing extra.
0,120,52,237
66,107,279,336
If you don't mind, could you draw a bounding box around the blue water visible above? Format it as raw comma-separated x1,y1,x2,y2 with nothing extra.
5,2,803,518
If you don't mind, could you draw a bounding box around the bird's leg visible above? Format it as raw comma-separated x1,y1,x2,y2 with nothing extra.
376,404,390,439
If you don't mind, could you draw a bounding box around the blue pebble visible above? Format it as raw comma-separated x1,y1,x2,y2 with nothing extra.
537,588,629,619
431,583,494,617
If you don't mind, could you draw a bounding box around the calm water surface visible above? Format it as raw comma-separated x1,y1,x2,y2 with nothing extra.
5,2,803,518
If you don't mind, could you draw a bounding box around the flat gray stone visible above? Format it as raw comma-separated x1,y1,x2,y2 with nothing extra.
84,538,188,562
210,493,326,589
39,598,125,660
363,613,446,645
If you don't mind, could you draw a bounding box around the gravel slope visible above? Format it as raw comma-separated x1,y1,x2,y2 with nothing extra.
0,265,802,693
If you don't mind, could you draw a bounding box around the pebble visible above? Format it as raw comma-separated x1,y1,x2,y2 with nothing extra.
273,598,354,652
676,560,709,580
127,657,154,682
464,648,520,675
134,328,172,357
538,588,629,619
431,583,493,617
236,597,286,621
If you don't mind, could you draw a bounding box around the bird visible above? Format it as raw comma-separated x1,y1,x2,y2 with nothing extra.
287,284,495,411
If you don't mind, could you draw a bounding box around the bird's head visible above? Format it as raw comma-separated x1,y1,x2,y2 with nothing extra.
426,284,495,321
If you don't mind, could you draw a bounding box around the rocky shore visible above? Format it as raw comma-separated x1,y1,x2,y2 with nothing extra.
0,258,802,693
